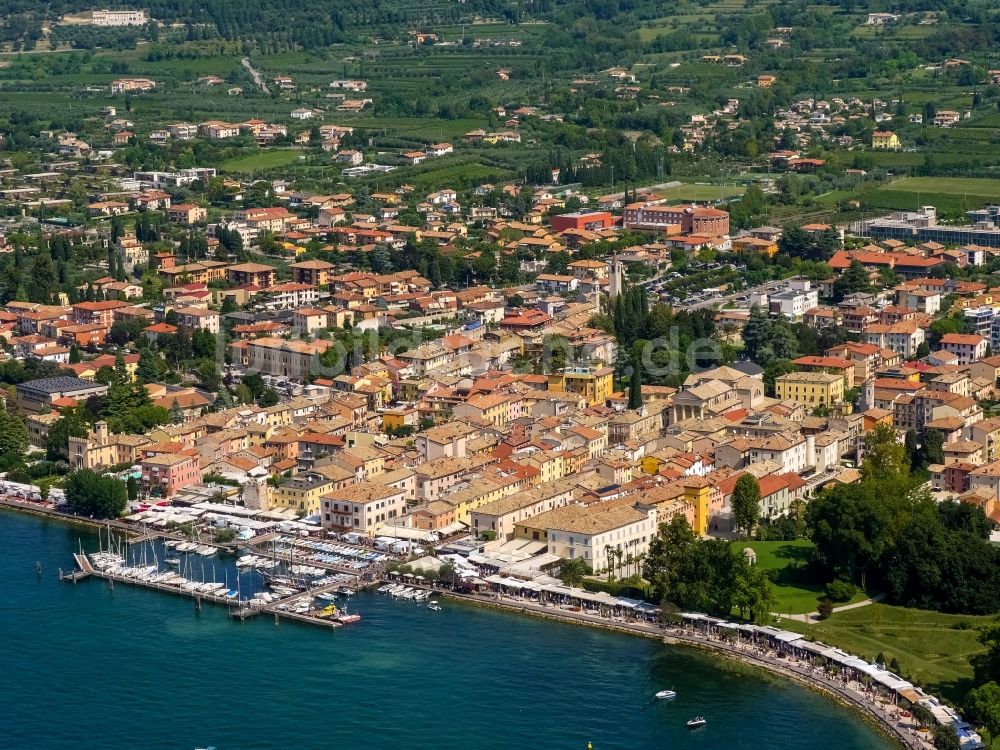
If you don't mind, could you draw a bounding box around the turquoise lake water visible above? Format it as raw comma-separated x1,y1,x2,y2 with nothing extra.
0,511,897,750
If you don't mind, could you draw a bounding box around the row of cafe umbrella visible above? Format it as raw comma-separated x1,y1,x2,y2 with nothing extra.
682,614,984,750
482,574,660,616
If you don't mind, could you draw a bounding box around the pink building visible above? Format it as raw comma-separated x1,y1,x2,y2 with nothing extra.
141,452,200,497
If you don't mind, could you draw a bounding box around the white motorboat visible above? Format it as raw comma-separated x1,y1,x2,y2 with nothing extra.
686,717,706,729
165,557,181,566
427,601,441,611
655,690,677,700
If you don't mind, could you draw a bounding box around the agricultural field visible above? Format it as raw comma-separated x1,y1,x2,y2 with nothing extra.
220,150,304,173
403,162,511,190
343,117,488,140
852,177,1000,213
886,177,1000,198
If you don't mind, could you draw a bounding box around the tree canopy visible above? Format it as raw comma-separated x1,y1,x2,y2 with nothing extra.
732,473,761,538
65,469,128,519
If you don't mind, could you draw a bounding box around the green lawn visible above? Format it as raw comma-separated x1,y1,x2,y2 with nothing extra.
660,183,745,202
780,604,990,704
730,540,863,615
220,150,304,173
736,539,814,571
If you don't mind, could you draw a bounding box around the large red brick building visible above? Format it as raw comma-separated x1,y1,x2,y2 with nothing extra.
622,203,729,236
550,211,615,232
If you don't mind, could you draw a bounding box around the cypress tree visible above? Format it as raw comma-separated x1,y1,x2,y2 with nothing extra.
628,356,643,409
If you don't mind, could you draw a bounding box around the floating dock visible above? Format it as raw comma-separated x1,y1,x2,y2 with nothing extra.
69,553,352,630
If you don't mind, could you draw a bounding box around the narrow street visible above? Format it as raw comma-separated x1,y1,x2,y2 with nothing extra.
241,57,270,93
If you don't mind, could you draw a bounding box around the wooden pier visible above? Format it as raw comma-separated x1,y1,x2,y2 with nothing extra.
60,554,93,583
257,579,353,630
245,539,366,580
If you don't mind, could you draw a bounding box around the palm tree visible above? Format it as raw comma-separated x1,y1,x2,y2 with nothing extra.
559,557,590,587
624,553,635,580
614,548,624,580
604,544,615,582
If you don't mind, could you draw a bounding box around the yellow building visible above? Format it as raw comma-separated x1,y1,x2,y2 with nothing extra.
774,371,845,407
382,407,418,432
452,393,523,428
547,366,614,406
640,455,668,475
682,477,711,536
269,473,334,514
246,424,276,448
872,130,901,150
398,377,431,403
731,236,779,258
446,479,508,525
519,450,568,484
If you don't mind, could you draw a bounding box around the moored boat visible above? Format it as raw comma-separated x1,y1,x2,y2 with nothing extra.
655,690,677,700
686,716,706,729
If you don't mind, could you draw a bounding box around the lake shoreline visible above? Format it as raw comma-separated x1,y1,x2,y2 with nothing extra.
435,591,918,750
0,499,917,749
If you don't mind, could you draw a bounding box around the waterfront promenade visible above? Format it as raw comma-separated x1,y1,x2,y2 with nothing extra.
0,498,944,748
439,589,932,750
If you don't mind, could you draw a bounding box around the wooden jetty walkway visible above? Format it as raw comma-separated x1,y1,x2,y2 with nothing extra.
60,554,93,583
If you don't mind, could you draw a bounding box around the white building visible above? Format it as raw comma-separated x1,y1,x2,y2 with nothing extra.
768,278,818,321
939,333,988,365
92,9,148,26
516,500,658,572
322,482,408,535
263,283,319,311
863,321,925,358
171,307,221,335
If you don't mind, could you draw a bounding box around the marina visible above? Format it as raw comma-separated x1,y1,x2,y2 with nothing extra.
63,525,369,630
45,516,966,750
2,510,901,750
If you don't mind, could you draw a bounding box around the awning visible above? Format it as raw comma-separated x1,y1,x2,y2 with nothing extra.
795,641,832,656
437,521,467,536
